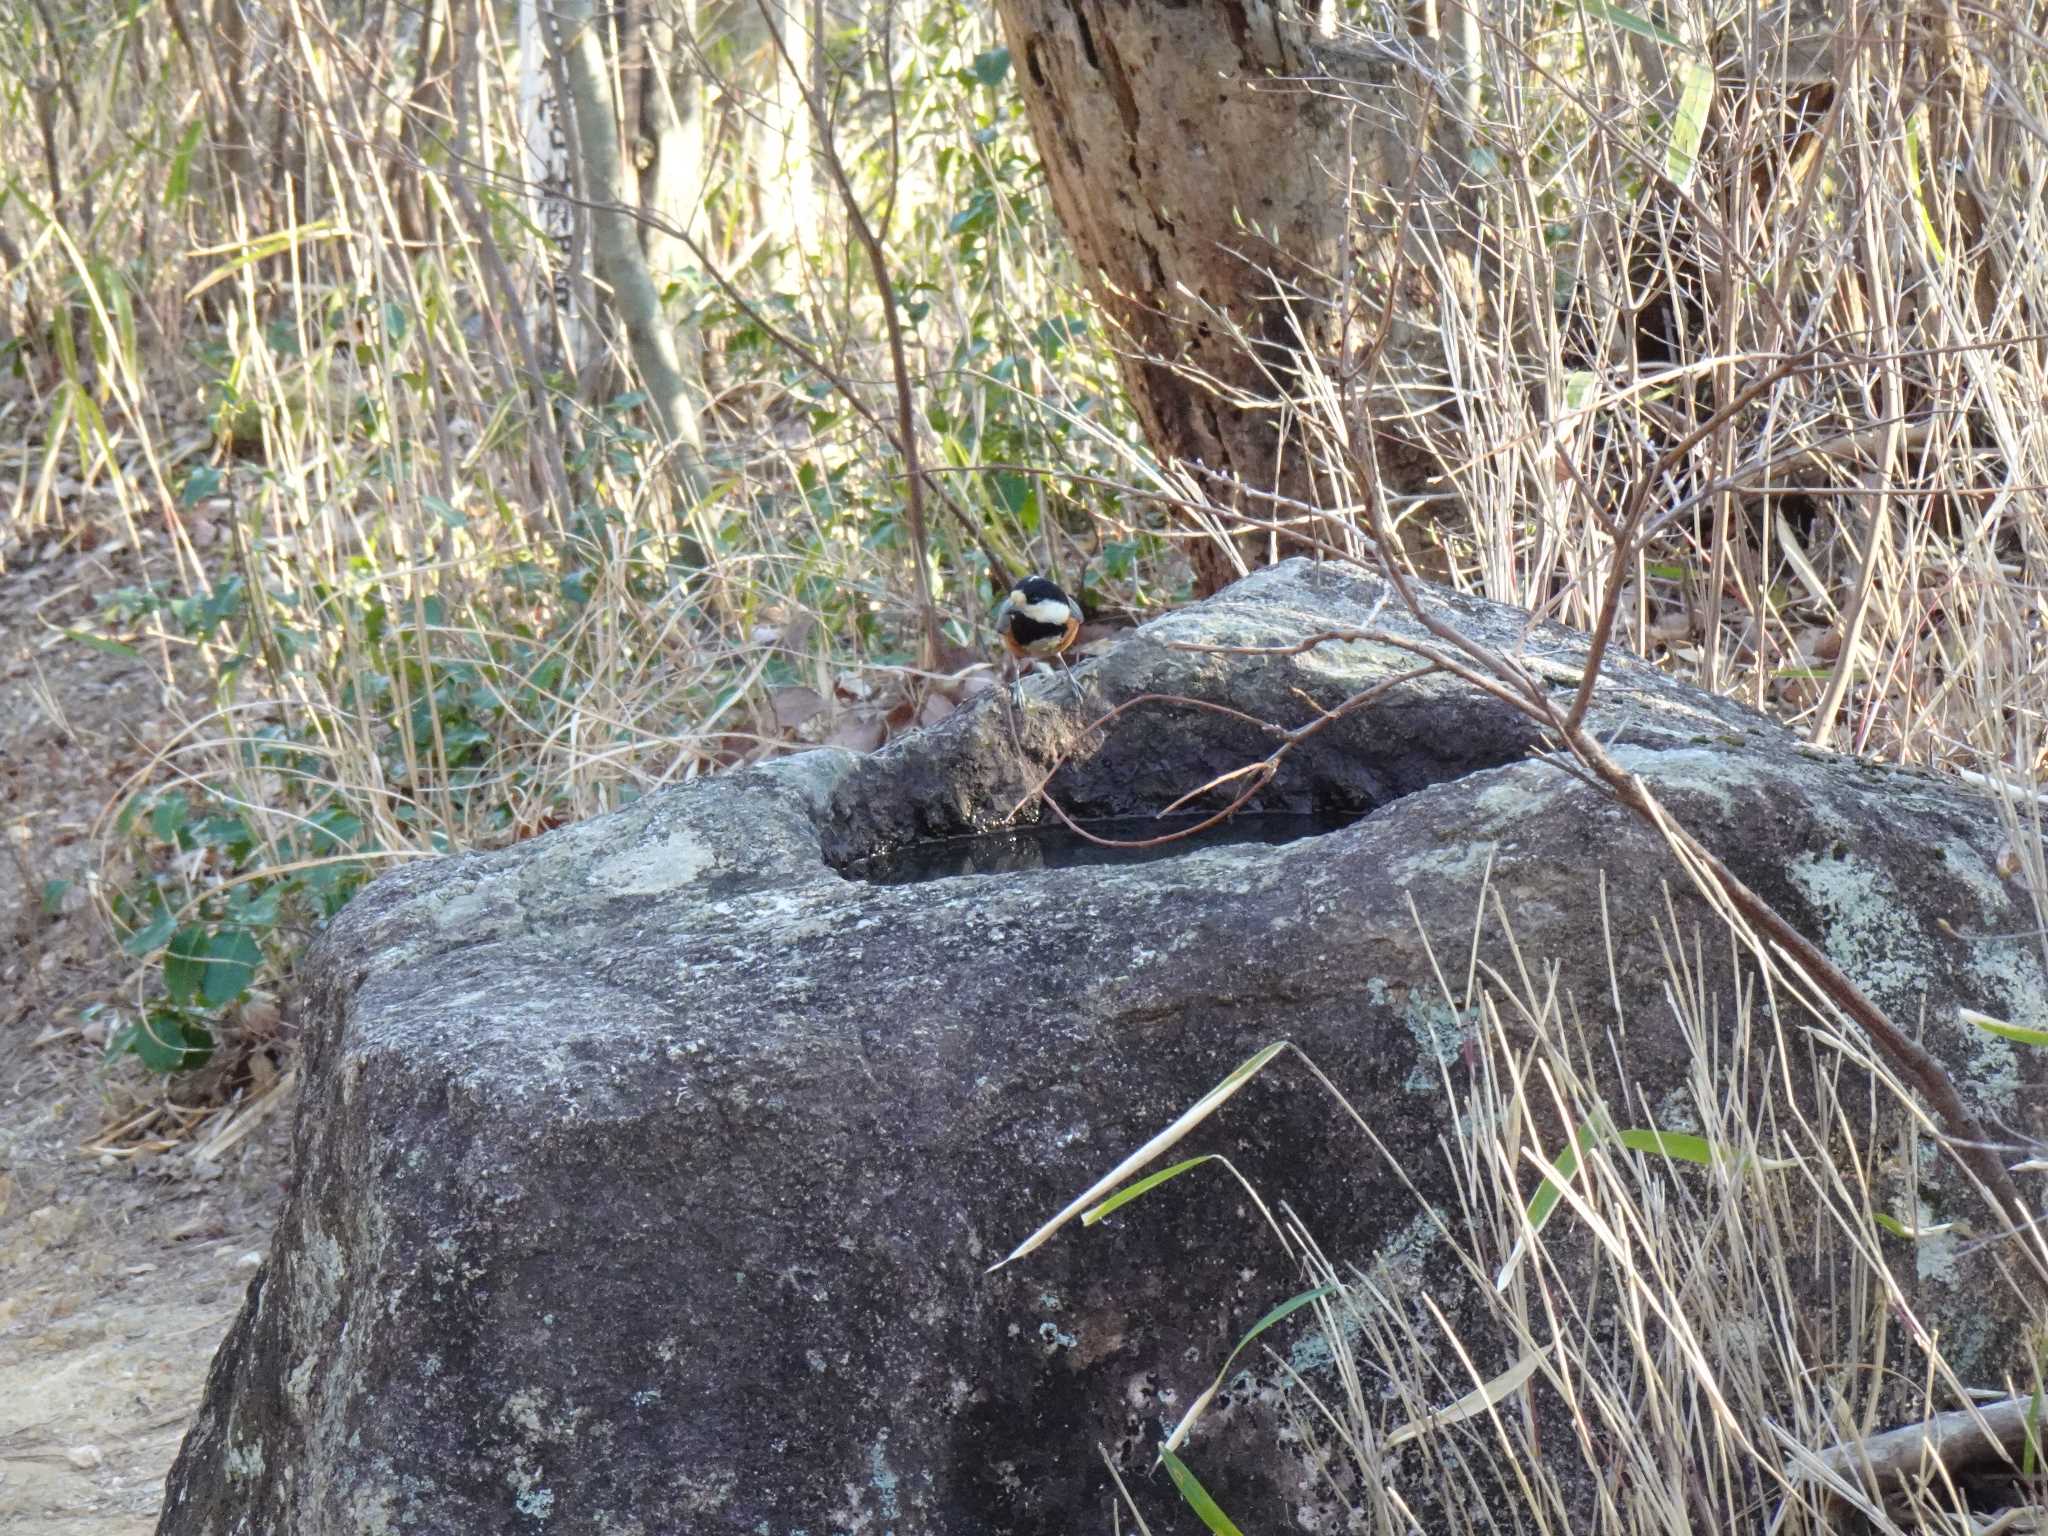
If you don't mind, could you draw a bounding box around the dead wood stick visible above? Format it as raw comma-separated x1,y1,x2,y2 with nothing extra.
1811,1394,2042,1489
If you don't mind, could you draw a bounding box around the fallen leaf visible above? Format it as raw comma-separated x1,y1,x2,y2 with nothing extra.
825,715,886,753
769,686,827,732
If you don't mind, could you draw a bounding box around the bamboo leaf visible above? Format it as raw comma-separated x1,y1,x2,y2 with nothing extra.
1873,1211,1958,1240
1902,104,1949,263
1579,0,1682,47
1495,1118,1604,1289
1084,1156,1214,1226
185,221,350,302
1159,1450,1246,1536
1960,1006,2048,1049
1664,57,1715,192
1384,1345,1551,1449
990,1041,1292,1272
1499,1120,1796,1288
1161,1283,1342,1455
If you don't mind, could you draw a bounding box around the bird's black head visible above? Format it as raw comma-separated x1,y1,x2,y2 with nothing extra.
1010,574,1074,612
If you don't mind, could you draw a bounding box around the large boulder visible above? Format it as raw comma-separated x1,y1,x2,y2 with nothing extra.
159,560,2047,1534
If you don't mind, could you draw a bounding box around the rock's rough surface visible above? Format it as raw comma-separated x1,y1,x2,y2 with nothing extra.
159,561,2047,1534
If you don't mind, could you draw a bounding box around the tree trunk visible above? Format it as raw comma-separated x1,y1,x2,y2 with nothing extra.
992,0,1411,593
554,0,713,501
635,0,711,395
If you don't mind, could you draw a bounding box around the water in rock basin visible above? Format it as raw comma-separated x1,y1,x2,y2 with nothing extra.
841,811,1361,884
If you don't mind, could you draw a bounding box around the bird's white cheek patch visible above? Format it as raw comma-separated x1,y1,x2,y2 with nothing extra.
1012,598,1071,624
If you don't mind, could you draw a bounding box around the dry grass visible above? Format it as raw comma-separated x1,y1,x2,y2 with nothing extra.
1059,903,2048,1535
0,0,1148,1086
1310,2,2048,784
1,2,2041,946
3,1,2044,1525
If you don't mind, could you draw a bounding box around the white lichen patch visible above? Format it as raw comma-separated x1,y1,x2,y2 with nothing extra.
1936,836,2014,916
1651,1086,1703,1133
506,1459,555,1520
868,1434,902,1520
1402,999,1469,1094
1620,744,1767,818
726,887,847,946
224,1439,266,1480
1376,1207,1448,1280
286,1352,321,1415
1957,1014,2022,1122
1911,1201,1962,1286
1289,633,1411,684
1784,852,1929,1002
504,1390,548,1436
343,1478,404,1536
1382,839,1498,891
1471,772,1567,820
421,882,497,934
590,828,719,895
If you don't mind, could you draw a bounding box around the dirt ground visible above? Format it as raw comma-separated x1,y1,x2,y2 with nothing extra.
0,517,287,1535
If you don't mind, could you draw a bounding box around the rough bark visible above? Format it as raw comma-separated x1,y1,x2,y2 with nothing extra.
556,0,712,499
635,0,711,393
992,0,1405,593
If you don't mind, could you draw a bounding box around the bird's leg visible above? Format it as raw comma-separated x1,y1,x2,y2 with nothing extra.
1056,651,1082,701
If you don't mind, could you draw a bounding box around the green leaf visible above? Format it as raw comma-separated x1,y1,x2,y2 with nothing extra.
1084,1156,1213,1225
179,464,224,508
117,1009,215,1073
1615,1128,1799,1171
163,925,262,1007
148,790,191,845
1663,57,1714,192
1902,103,1948,263
40,879,69,916
990,469,1034,522
199,928,262,1007
991,1040,1293,1272
227,882,283,928
1161,1282,1342,1455
1159,1451,1245,1536
120,906,176,957
1615,1128,1715,1163
1871,1211,1957,1240
165,118,206,205
1579,0,1682,46
194,814,253,855
1960,1007,2048,1048
1498,1118,1794,1290
60,627,142,657
164,925,211,1005
1523,1120,1607,1239
971,47,1011,86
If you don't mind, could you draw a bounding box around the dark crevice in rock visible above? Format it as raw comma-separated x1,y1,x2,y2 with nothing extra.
837,809,1362,884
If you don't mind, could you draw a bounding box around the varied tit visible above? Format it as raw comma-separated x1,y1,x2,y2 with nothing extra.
995,575,1083,703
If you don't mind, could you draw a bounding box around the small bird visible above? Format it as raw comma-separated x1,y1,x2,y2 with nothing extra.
995,574,1083,703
